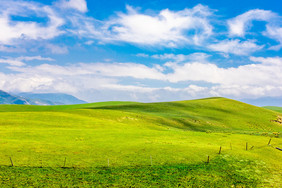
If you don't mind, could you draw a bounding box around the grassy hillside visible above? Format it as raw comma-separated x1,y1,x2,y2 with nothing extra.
0,97,281,187
264,106,282,113
92,97,282,133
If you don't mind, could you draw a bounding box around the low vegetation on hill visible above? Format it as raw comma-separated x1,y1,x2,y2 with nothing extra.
264,106,282,113
0,97,281,187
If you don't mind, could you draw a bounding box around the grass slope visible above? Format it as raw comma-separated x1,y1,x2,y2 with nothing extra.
0,97,281,187
0,156,267,187
91,97,282,133
264,106,282,113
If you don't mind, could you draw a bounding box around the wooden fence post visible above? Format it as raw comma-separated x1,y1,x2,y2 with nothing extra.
268,138,272,145
9,157,13,167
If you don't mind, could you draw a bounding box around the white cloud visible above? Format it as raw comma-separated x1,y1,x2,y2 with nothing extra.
0,72,77,93
208,39,264,55
45,44,69,54
210,85,282,99
4,3,211,48
151,53,210,62
8,62,165,80
0,56,54,69
183,85,209,97
0,1,65,45
101,84,157,92
166,62,221,83
249,56,280,64
152,54,190,62
227,9,282,50
1,56,282,101
1,55,282,101
263,25,282,50
17,56,55,62
0,59,25,66
0,56,54,67
227,9,277,37
57,0,88,13
74,85,211,102
99,5,213,47
84,40,95,45
81,63,165,80
165,56,282,87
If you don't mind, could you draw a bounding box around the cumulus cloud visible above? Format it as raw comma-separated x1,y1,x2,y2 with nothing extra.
1,55,282,101
0,59,25,66
99,5,213,47
227,9,277,37
165,56,282,87
8,62,165,80
208,39,264,55
0,56,54,67
0,0,65,45
0,72,78,93
227,9,282,50
210,85,282,99
263,25,282,50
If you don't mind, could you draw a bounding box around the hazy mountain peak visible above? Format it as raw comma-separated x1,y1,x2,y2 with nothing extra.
0,90,86,105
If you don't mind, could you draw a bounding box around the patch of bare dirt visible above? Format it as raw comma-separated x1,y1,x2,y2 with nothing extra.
271,116,282,124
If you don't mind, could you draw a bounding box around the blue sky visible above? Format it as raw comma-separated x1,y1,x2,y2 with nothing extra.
0,0,282,103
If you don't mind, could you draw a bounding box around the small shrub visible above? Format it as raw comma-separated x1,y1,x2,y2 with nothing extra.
272,132,280,138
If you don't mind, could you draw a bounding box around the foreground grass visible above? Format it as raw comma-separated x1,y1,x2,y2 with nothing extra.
0,155,271,187
0,97,281,187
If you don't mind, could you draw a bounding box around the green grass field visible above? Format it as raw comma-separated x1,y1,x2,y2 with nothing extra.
264,106,282,113
0,97,281,187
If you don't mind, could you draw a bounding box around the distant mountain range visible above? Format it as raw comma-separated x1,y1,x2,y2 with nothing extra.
239,97,282,107
18,93,86,105
0,90,30,105
0,90,86,105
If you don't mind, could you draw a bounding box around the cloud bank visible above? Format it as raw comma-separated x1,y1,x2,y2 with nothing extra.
1,55,281,102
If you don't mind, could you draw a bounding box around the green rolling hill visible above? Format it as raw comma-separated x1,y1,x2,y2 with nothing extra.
264,106,282,113
0,97,281,187
90,97,282,133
